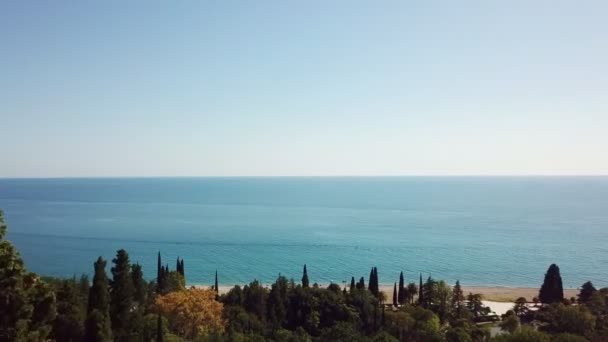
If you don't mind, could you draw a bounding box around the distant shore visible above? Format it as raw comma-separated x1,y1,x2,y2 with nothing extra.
191,284,579,302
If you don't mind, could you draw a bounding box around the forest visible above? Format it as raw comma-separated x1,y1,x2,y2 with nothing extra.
1,210,607,342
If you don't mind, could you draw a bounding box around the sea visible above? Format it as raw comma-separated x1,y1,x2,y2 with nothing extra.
1,177,606,289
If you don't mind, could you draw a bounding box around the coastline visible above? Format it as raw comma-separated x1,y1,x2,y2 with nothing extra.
191,284,579,303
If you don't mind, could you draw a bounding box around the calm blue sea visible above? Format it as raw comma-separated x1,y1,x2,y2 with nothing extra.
1,177,606,288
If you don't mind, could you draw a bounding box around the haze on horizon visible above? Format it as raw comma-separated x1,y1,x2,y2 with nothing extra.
1,1,607,178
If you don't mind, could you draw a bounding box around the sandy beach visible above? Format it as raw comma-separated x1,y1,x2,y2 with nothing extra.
195,284,579,303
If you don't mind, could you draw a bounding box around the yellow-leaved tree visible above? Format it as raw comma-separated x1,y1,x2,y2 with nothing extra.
156,288,225,339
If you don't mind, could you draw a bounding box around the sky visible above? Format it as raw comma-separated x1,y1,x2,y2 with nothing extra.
1,1,607,177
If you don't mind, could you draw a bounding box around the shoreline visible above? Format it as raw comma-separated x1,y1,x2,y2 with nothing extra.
190,283,579,302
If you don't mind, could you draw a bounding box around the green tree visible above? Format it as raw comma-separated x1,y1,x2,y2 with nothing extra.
53,279,85,342
301,265,309,288
368,267,379,297
157,314,164,342
350,277,355,293
110,249,134,342
577,281,596,304
85,257,113,342
418,274,424,306
452,280,465,319
267,276,288,329
132,263,147,307
513,297,527,318
157,252,163,295
215,270,219,294
491,326,550,342
499,311,520,333
398,271,406,305
539,264,564,304
407,282,418,305
0,210,50,342
392,283,397,307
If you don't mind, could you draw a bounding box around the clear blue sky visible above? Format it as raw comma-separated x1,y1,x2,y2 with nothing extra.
1,1,607,177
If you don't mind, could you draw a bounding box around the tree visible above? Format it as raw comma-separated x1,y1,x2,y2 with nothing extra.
1,210,58,342
110,249,134,341
357,277,365,290
513,297,527,317
368,267,379,297
392,283,397,307
215,270,219,294
85,257,113,342
350,277,355,293
418,274,424,305
132,263,147,307
500,311,520,333
156,288,225,338
301,265,309,288
157,252,163,294
267,276,288,329
539,264,564,304
398,272,406,305
407,282,417,305
578,281,596,304
452,280,465,318
53,279,85,342
156,314,164,342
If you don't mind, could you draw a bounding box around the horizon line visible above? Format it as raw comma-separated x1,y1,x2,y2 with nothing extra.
1,174,608,180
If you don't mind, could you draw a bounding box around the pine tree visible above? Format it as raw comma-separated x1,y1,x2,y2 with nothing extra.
350,277,356,293
539,264,564,304
452,280,465,317
393,282,398,307
398,271,406,305
85,257,113,342
110,249,135,342
301,264,309,288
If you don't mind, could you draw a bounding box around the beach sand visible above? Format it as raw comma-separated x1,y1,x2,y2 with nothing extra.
195,284,579,303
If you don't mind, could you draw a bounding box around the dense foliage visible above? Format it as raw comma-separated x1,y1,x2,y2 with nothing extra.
1,210,608,341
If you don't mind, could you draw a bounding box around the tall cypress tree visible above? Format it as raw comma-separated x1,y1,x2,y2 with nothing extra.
418,274,424,305
350,276,356,293
110,249,134,342
398,271,406,305
539,264,564,304
393,282,398,307
369,267,379,297
85,257,113,342
368,268,374,292
452,280,465,317
215,270,219,294
301,264,309,288
157,252,162,283
357,277,365,290
180,259,185,279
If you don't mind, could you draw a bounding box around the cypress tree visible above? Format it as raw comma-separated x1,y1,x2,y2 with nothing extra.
398,271,406,305
301,264,309,288
85,257,113,342
578,281,597,304
215,270,219,294
180,259,185,278
176,257,180,275
157,252,162,283
539,264,564,304
350,276,356,293
357,277,365,290
393,282,398,307
110,249,135,342
418,274,424,305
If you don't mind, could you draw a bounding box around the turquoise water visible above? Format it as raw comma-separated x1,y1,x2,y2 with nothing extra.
1,177,606,288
